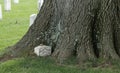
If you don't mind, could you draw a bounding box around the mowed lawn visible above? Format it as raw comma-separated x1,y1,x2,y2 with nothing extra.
0,0,120,73
0,57,119,73
0,0,38,51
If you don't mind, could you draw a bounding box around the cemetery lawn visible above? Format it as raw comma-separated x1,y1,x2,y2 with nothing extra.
0,0,120,73
0,0,37,52
0,57,120,73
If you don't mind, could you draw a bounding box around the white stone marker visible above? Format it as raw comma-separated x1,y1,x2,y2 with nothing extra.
0,4,2,20
13,0,19,4
38,0,44,11
34,45,51,57
30,14,37,26
4,0,11,11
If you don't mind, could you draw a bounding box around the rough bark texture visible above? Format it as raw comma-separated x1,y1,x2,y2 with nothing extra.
1,0,120,64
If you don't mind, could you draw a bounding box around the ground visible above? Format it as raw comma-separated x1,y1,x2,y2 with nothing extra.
0,0,120,73
0,57,120,73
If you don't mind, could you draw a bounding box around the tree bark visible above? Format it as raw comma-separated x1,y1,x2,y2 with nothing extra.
1,0,120,64
96,0,119,60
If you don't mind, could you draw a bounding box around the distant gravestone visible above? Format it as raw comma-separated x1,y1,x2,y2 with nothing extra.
38,0,44,11
4,0,11,11
13,0,19,4
30,14,37,26
0,4,2,20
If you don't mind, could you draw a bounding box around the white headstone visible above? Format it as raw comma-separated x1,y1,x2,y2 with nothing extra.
13,0,19,4
4,0,11,11
0,4,2,20
30,14,37,26
38,0,44,11
34,45,51,57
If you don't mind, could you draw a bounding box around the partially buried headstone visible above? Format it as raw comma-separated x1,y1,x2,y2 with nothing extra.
13,0,19,4
4,0,11,11
34,45,51,57
0,4,2,20
38,0,44,11
29,14,37,26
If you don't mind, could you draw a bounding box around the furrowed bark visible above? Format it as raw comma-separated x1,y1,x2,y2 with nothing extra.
97,0,119,59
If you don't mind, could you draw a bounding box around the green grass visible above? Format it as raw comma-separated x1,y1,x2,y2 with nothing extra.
0,0,38,51
0,0,120,73
0,57,120,73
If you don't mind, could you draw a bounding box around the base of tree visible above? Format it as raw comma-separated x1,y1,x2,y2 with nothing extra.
0,0,120,67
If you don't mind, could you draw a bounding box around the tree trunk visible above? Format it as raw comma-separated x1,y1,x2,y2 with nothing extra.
1,0,120,64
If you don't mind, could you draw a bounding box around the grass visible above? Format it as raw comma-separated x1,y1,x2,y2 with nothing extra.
0,0,120,73
0,57,120,73
0,0,38,51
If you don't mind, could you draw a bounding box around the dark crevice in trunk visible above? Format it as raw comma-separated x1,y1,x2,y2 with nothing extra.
91,15,99,58
91,3,101,58
113,1,120,57
73,39,78,56
113,31,119,57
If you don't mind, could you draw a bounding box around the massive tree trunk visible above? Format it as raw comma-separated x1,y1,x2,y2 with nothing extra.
1,0,120,64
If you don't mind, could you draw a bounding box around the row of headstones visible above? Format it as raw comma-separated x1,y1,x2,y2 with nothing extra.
0,0,19,20
30,0,44,26
0,0,44,27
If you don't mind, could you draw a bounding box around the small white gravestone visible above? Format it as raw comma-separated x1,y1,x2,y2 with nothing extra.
29,14,37,26
13,0,19,4
0,4,2,20
4,0,11,11
38,0,44,11
34,45,51,57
